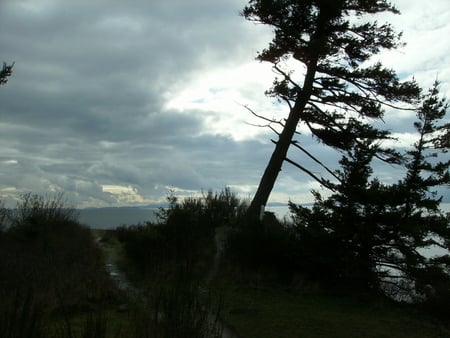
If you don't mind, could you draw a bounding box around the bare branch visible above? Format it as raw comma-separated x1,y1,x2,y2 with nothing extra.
285,157,335,191
291,140,342,182
244,121,281,136
242,104,284,126
273,63,302,92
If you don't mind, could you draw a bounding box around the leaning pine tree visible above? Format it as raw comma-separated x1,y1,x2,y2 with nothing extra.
243,0,420,218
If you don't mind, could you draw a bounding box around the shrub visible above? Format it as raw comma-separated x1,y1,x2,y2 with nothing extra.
0,193,113,313
0,200,10,233
152,267,223,338
119,188,247,277
226,214,300,283
0,290,46,338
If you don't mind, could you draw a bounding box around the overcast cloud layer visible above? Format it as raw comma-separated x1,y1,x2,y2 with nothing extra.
1,0,449,208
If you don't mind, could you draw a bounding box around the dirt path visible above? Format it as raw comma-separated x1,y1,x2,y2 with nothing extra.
206,226,228,284
97,236,142,303
95,229,240,338
207,226,241,338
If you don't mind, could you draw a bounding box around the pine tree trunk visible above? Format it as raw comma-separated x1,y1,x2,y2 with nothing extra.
247,63,318,220
246,108,301,219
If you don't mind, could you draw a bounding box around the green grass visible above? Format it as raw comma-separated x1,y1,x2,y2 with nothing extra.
102,222,450,338
214,280,449,338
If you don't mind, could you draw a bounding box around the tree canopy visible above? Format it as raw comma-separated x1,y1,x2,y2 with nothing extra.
289,82,450,302
244,0,420,217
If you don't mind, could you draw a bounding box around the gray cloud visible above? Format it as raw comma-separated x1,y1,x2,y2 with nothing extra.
0,0,449,208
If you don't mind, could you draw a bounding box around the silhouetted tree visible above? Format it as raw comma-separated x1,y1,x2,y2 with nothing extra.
393,82,450,301
290,121,399,292
290,83,450,298
0,62,14,86
243,0,420,218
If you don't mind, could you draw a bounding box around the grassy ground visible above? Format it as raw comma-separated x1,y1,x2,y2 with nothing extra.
212,273,450,338
101,227,450,338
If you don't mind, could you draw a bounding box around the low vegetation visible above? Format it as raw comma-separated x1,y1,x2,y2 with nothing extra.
0,193,120,337
1,189,449,337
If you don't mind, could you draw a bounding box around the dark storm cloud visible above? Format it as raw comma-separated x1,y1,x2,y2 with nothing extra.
0,0,274,206
0,0,449,207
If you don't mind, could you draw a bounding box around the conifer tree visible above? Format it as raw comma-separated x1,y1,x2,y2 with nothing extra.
392,82,450,301
243,0,420,218
290,83,450,298
289,121,398,292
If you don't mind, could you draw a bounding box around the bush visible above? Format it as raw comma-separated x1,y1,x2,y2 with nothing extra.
0,290,46,338
119,188,247,277
226,214,300,283
152,267,223,338
116,224,167,274
0,200,10,233
0,193,113,313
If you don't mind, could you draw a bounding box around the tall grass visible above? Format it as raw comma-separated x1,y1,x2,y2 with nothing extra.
152,267,223,338
0,290,46,338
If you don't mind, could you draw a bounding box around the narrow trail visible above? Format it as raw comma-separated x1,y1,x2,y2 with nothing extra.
206,226,241,338
206,226,228,284
95,229,240,338
96,235,142,303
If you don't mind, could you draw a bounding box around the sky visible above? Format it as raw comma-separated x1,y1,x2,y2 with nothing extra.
0,0,449,209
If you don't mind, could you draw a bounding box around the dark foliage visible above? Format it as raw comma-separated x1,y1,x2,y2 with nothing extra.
117,188,246,276
226,214,300,283
116,190,230,337
152,267,223,338
289,84,450,302
0,194,113,316
0,290,46,338
0,62,14,86
243,0,420,217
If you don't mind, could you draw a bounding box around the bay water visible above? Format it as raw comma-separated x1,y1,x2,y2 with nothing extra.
78,208,159,229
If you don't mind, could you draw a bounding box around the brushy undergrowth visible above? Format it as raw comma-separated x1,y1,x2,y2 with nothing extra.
116,188,247,278
114,188,242,337
0,193,118,338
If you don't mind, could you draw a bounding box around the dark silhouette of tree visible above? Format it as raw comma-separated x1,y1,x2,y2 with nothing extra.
290,83,450,298
243,0,420,218
393,82,450,302
289,121,400,292
0,62,14,86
